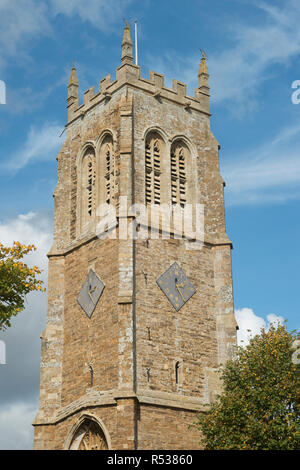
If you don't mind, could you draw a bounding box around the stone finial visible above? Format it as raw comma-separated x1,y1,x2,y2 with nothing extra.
67,66,79,121
198,50,209,90
121,20,133,65
68,66,79,99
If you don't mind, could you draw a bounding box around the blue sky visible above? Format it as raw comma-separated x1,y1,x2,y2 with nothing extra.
0,0,299,449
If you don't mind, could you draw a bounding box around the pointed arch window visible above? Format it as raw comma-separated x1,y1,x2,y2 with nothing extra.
170,142,187,207
145,134,162,205
69,419,109,450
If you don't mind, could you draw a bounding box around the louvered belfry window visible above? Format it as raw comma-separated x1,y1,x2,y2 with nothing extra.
145,136,161,205
170,143,186,207
83,147,96,219
87,160,95,216
104,141,115,205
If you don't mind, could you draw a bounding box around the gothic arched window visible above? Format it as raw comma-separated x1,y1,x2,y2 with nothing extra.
170,141,188,207
145,132,163,205
69,419,108,450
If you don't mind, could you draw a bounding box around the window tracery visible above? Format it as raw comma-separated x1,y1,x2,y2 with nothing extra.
70,420,108,450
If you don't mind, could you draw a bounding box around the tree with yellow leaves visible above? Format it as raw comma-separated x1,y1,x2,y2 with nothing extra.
0,241,45,331
196,324,299,449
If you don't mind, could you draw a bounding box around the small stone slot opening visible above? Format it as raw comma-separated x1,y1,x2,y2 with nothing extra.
175,361,180,384
88,365,94,387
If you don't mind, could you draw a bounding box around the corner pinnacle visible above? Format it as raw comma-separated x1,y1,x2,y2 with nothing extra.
121,20,133,65
68,65,78,87
198,50,209,89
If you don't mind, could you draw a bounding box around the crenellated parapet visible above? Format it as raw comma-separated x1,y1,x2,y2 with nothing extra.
67,66,210,125
66,23,210,126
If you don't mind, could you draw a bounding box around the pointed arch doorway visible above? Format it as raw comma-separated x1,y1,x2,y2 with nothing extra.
66,414,110,450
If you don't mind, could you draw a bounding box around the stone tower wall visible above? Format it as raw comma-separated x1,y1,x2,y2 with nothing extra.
33,29,237,450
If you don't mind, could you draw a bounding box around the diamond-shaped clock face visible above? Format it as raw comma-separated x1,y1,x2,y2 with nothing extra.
77,269,105,318
156,262,196,311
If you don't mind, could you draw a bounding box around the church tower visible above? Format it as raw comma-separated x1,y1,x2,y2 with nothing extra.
33,24,237,450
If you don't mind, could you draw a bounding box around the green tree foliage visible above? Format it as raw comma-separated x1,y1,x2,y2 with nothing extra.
196,324,300,449
0,241,45,331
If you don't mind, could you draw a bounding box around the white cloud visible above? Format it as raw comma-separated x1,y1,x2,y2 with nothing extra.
222,122,300,205
0,0,51,66
49,0,133,31
0,212,52,265
0,400,37,450
208,0,300,108
235,307,284,346
0,122,63,173
0,211,52,449
0,0,132,76
144,1,300,111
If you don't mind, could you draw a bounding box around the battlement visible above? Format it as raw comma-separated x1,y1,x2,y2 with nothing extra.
67,22,210,125
67,63,210,125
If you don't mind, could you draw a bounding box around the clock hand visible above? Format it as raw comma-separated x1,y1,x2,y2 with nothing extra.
88,286,96,303
175,282,186,302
